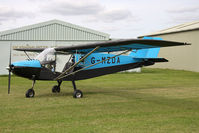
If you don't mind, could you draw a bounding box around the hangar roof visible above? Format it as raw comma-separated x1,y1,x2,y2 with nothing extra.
139,20,199,37
0,19,110,41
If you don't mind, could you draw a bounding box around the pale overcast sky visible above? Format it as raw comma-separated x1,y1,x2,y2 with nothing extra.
0,0,199,38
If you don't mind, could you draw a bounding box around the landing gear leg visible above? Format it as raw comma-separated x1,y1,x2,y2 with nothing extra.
72,80,83,98
52,80,62,93
26,80,35,98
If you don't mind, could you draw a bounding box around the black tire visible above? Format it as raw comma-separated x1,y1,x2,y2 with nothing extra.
26,89,35,98
52,85,60,93
57,87,60,93
73,90,83,98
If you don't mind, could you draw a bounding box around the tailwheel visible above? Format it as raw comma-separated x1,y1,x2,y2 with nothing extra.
52,85,60,93
73,90,83,98
26,89,35,98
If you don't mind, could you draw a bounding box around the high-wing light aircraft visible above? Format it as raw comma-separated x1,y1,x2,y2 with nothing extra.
6,37,190,98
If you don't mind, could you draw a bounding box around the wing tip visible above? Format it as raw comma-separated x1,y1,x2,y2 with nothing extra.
185,42,191,45
14,48,25,51
14,48,45,52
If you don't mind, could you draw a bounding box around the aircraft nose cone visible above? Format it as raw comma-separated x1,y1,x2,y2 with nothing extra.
9,60,41,79
6,66,10,70
6,64,14,71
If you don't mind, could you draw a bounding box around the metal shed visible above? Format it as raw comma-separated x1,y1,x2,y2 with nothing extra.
0,20,110,74
139,20,199,72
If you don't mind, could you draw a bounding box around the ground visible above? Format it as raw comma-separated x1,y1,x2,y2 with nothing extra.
0,68,199,133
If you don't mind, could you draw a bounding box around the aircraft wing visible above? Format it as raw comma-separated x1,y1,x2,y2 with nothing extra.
14,39,190,53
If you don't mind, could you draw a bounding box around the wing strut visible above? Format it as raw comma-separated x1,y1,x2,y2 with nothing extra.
24,51,31,60
56,49,131,80
54,46,100,80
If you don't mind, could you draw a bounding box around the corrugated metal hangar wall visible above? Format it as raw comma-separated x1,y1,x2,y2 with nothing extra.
0,20,110,74
139,20,199,72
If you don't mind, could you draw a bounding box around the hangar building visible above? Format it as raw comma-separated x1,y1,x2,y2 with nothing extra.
139,20,199,72
0,20,110,74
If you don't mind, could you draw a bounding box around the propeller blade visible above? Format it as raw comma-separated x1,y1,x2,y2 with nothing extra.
8,70,11,94
8,43,12,94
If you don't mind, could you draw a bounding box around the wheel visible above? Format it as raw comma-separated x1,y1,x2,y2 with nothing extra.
73,90,83,98
52,85,57,93
26,89,35,98
52,85,60,93
57,86,60,93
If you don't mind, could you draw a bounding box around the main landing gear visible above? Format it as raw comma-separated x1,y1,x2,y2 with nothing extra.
51,80,83,98
52,80,62,93
72,80,83,98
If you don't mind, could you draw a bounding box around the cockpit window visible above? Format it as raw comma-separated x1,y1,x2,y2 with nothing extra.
35,48,56,64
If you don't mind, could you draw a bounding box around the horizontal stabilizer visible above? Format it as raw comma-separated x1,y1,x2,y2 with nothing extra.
134,58,168,62
146,58,168,62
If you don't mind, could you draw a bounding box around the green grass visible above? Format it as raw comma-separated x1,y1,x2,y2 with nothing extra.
1,68,199,133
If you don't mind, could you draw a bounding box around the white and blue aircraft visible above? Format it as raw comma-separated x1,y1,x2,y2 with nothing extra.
7,37,190,98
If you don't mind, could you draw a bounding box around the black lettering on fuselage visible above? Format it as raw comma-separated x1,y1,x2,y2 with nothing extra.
91,56,120,64
117,57,120,63
112,57,116,63
107,57,111,64
91,57,95,64
102,57,106,64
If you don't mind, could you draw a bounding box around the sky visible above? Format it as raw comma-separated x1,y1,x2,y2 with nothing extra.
0,0,199,38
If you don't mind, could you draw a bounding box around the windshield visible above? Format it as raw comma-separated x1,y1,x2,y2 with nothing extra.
35,48,56,64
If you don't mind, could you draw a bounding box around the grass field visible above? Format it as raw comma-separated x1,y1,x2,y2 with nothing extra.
1,68,199,133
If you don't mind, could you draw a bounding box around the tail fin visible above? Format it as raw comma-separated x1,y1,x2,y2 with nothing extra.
129,37,168,63
129,47,160,58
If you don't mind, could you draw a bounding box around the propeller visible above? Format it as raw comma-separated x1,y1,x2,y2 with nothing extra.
8,44,12,94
